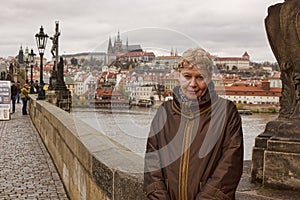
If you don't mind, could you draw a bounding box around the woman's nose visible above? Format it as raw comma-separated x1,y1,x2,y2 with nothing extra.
189,77,197,87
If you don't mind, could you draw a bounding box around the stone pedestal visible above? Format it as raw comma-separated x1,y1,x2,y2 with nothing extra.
251,119,300,190
48,70,57,91
46,89,72,112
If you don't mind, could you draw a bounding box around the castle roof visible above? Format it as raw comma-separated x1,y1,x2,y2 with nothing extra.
214,57,249,61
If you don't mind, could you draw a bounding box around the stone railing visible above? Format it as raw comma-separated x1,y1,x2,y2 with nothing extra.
28,96,144,200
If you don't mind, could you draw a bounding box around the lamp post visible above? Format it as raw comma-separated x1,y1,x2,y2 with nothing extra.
24,48,29,83
28,49,36,94
25,57,29,83
35,26,48,100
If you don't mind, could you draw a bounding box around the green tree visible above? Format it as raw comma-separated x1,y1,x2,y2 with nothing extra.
117,83,129,99
70,57,78,66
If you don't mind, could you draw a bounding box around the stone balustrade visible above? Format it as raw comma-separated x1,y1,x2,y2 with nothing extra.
28,95,144,200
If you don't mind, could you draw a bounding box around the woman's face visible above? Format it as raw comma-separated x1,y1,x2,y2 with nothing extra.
178,67,211,100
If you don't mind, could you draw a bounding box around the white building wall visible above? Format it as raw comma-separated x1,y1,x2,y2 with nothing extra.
269,79,282,88
83,74,96,93
213,60,250,70
135,86,153,100
74,82,84,95
220,95,279,104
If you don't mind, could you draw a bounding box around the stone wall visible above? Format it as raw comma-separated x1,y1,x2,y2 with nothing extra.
28,96,144,200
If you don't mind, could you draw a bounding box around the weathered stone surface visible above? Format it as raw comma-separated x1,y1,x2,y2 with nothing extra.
275,120,300,141
254,136,269,149
251,147,265,183
93,145,144,174
264,151,300,190
114,171,144,200
267,140,300,154
92,156,114,199
251,120,276,184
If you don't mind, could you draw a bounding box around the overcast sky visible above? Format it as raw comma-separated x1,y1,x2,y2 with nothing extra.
0,0,283,62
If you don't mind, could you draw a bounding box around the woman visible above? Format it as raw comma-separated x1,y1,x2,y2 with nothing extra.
20,84,30,115
144,48,244,200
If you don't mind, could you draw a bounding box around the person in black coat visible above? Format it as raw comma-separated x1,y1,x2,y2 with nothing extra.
11,80,18,113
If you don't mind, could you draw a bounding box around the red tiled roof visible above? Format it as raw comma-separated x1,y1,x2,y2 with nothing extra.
120,52,143,57
96,89,113,96
156,56,181,59
214,57,249,61
269,72,281,79
119,51,156,57
243,51,249,57
144,52,155,56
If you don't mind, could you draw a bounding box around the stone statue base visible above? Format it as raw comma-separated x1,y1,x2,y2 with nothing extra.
48,70,57,91
46,90,72,112
48,70,68,91
251,119,300,190
53,83,67,91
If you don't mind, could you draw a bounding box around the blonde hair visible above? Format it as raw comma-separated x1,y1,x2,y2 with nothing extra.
177,48,213,73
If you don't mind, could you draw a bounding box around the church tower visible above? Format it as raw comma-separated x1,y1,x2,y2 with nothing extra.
107,36,113,54
18,45,24,64
170,47,174,56
24,46,29,62
114,31,122,53
242,51,250,60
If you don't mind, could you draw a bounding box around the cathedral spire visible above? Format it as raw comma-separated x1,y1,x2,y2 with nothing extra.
18,44,24,64
108,36,113,53
170,47,174,56
117,30,121,42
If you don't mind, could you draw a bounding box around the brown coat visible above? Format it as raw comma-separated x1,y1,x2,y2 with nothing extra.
144,85,243,200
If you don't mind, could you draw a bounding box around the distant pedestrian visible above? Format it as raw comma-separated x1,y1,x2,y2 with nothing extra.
16,81,21,103
33,80,39,94
20,84,30,115
10,80,18,113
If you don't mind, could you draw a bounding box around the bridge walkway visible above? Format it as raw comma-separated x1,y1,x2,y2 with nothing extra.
0,103,69,199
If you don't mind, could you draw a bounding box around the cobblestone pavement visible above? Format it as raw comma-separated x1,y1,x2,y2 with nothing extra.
0,103,69,200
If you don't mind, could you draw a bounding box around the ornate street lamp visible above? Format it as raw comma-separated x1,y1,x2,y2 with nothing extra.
35,26,48,100
24,48,29,83
25,57,29,83
28,49,36,94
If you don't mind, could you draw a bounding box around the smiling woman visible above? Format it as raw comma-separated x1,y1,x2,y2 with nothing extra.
177,48,213,100
144,48,244,200
178,67,210,100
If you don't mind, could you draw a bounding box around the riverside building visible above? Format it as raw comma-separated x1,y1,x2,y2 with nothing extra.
215,80,281,105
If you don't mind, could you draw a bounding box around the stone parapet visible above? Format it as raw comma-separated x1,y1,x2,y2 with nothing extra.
251,119,300,191
28,95,144,200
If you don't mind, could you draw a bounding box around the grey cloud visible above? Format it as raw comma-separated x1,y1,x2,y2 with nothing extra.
0,0,283,62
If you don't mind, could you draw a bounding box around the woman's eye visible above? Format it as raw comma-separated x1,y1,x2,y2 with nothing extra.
184,75,191,79
197,75,204,80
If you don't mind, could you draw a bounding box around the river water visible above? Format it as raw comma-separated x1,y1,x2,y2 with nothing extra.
71,107,278,160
